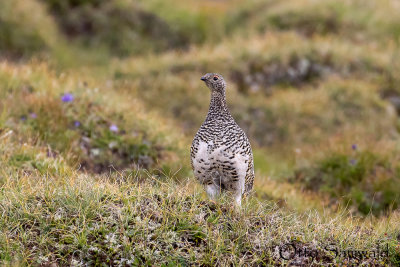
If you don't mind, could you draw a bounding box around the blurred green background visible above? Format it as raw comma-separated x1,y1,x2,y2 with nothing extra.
1,0,400,216
1,0,400,265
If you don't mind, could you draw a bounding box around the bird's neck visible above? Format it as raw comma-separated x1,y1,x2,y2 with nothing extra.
206,90,231,118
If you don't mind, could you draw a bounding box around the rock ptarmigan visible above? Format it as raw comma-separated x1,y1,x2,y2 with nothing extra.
190,73,255,206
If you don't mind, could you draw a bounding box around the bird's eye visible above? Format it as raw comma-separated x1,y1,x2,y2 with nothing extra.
213,76,218,81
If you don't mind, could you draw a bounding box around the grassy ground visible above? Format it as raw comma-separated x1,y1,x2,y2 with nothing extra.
1,0,400,265
0,135,399,265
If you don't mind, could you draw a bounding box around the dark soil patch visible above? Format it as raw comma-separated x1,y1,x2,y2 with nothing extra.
231,55,334,95
231,52,384,96
76,131,162,174
266,11,343,37
41,0,188,55
380,88,400,116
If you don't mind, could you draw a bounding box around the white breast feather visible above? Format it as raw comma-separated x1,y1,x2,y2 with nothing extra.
193,141,210,176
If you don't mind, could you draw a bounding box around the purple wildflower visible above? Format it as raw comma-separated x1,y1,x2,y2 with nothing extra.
74,121,81,127
29,112,37,119
351,144,357,150
349,159,357,166
109,124,118,133
61,93,74,103
20,115,27,121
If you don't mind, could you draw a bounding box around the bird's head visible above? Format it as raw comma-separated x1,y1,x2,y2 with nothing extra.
200,73,226,92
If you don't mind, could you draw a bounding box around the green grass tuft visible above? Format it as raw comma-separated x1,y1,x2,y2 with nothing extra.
293,148,400,216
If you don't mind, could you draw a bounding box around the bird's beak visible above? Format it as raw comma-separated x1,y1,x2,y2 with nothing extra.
200,76,207,81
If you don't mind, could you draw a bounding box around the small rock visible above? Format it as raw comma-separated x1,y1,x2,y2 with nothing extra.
387,96,400,115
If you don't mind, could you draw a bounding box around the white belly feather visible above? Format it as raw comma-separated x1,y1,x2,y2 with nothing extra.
193,140,248,191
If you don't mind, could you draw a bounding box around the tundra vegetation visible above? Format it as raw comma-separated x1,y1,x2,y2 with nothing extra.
0,0,399,265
